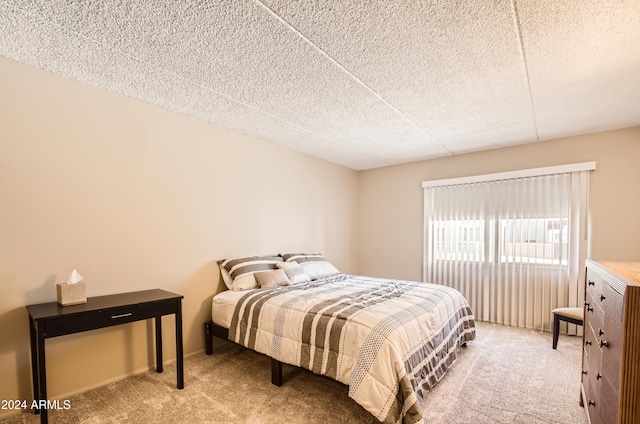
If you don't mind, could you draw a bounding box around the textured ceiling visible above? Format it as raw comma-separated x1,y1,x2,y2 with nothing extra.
1,1,639,170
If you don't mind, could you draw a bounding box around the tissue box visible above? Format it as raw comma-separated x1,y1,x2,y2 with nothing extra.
56,282,86,306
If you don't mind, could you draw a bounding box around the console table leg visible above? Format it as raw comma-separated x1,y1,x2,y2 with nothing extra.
29,318,39,415
175,300,184,389
37,324,48,424
155,316,163,373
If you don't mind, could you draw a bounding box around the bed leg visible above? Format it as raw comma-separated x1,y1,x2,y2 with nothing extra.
204,321,213,355
271,358,283,386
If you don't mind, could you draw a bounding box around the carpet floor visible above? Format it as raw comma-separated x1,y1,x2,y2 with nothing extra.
3,322,587,423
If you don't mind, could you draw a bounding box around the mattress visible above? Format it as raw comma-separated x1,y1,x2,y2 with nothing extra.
211,289,251,328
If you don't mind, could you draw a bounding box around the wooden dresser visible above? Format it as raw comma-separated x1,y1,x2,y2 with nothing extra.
582,260,640,424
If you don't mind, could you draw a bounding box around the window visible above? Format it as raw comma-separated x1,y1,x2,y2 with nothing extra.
432,217,568,265
423,163,594,331
498,217,568,265
432,219,485,262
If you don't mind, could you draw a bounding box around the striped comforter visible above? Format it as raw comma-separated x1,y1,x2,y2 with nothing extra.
229,274,475,424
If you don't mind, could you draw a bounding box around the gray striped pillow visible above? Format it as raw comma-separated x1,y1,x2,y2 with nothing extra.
282,253,340,280
217,255,283,290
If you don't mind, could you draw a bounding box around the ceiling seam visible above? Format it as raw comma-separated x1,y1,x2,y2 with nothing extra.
5,2,366,159
251,0,454,155
510,0,540,141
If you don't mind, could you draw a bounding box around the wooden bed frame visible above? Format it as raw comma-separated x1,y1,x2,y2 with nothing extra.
204,320,283,386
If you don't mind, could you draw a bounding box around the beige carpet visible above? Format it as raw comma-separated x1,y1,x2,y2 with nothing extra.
3,322,587,423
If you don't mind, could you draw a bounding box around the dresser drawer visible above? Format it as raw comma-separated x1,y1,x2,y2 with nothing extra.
582,343,595,384
598,279,623,324
587,274,623,344
583,325,601,386
600,324,622,404
586,269,604,302
43,300,179,338
583,375,599,423
585,292,604,341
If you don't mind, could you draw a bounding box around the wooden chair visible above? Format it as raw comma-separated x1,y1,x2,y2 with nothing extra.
552,307,584,349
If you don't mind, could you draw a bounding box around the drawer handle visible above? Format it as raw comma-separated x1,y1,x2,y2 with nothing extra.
599,340,609,348
588,280,595,286
588,400,596,407
111,313,133,319
585,340,592,346
597,373,602,380
598,328,605,336
599,294,606,301
582,370,588,375
586,305,593,312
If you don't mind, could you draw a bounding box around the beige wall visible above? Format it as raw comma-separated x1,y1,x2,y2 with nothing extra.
358,127,640,281
0,57,359,410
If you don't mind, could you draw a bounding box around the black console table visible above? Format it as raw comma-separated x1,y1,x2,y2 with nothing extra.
26,289,184,424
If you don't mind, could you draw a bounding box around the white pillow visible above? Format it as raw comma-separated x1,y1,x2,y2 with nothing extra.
231,274,260,291
276,261,311,284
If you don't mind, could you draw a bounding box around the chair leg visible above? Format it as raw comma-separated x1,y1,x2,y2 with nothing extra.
552,314,560,349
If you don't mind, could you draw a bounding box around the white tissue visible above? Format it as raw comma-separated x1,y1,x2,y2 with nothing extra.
67,269,84,285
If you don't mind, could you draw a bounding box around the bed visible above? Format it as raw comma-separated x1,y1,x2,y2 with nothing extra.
204,254,475,424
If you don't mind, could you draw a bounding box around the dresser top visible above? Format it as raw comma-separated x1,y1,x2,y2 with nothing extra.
590,260,640,287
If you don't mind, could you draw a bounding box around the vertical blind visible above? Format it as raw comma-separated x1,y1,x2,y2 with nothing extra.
423,163,594,331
